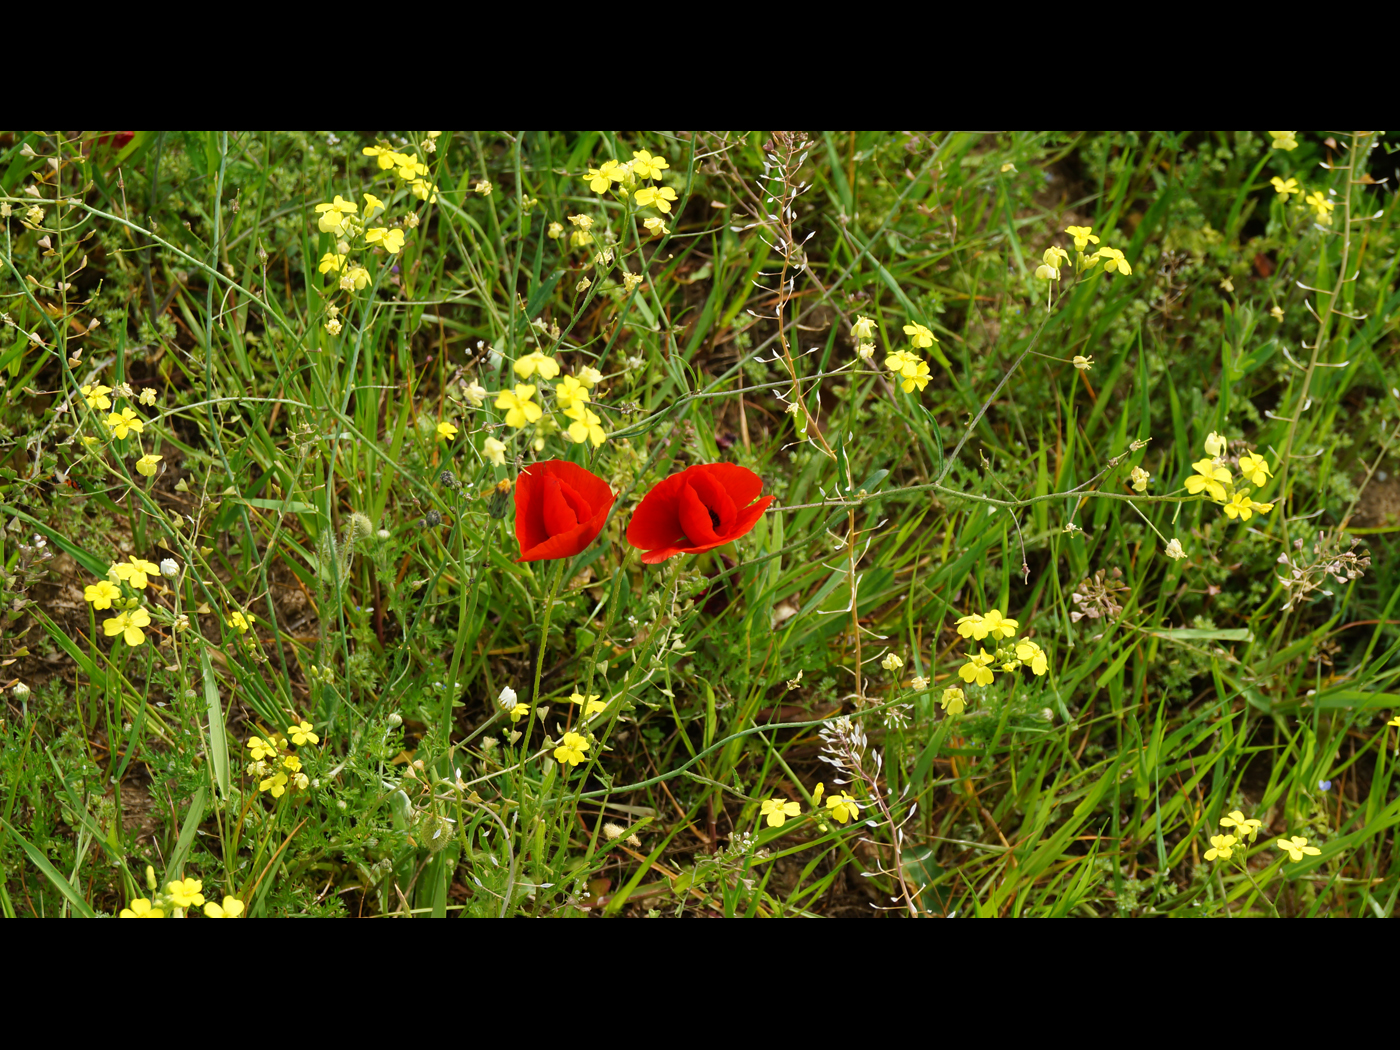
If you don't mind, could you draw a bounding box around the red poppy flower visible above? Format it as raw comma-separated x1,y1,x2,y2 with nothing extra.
626,463,773,564
514,460,614,562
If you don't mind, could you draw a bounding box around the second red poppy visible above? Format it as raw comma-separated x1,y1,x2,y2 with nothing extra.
626,463,773,564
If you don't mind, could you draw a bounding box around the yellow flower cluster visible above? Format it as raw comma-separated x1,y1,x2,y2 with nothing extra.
1183,432,1275,521
489,352,608,452
582,149,675,217
950,609,1049,697
119,866,244,918
84,557,163,648
247,720,320,798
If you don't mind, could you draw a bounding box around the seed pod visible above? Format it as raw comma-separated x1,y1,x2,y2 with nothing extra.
418,509,443,529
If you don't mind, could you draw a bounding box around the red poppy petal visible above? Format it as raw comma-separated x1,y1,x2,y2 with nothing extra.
541,477,581,537
676,482,722,548
626,474,688,550
694,462,762,507
686,471,738,529
724,494,774,543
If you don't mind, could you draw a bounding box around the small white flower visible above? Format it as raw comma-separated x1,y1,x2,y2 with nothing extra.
498,685,518,710
1164,538,1187,560
159,558,179,578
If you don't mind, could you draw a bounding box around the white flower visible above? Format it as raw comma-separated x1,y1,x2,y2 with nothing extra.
498,685,518,710
1164,538,1187,560
910,675,929,691
483,436,507,467
159,559,179,578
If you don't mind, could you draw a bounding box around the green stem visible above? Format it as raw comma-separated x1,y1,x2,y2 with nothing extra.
520,560,565,761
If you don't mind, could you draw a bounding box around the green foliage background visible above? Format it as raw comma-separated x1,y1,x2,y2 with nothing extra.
1,130,1398,917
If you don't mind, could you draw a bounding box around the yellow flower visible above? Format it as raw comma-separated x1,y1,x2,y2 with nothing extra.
119,898,164,918
1185,458,1231,502
166,877,205,908
437,421,458,441
826,792,860,824
584,159,625,193
495,385,542,429
111,557,161,589
954,613,985,639
1220,810,1262,841
513,351,561,381
105,407,144,439
1238,452,1272,487
1065,226,1099,251
1270,176,1301,199
852,315,877,340
1035,245,1070,280
633,185,678,213
554,731,590,767
1276,835,1321,862
247,736,279,762
508,701,530,723
980,610,1019,640
554,375,591,411
576,366,604,388
902,322,937,348
483,436,507,467
314,194,358,233
564,403,607,447
342,266,370,292
363,145,398,169
203,896,245,918
365,227,406,254
1304,191,1334,224
959,649,996,687
630,150,670,180
287,720,319,746
1205,833,1236,862
1073,355,1093,371
1130,466,1150,492
318,252,345,274
1268,131,1299,151
940,687,966,715
84,579,121,609
81,384,113,410
1014,640,1049,676
1223,489,1256,521
260,771,288,798
881,653,903,672
1094,247,1132,275
569,692,608,718
643,216,669,237
547,221,563,239
362,192,385,219
229,611,255,634
1270,305,1285,322
136,453,162,477
139,388,157,406
1204,432,1227,457
760,797,802,828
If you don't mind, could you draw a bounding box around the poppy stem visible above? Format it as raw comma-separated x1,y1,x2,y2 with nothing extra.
523,560,566,751
581,547,636,705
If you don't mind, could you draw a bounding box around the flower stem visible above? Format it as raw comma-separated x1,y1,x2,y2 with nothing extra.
521,560,565,760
